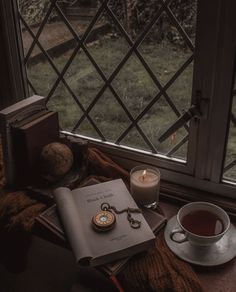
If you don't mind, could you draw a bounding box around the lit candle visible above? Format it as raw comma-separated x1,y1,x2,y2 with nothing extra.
130,165,160,208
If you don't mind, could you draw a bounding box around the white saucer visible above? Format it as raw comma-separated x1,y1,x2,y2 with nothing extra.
164,215,236,266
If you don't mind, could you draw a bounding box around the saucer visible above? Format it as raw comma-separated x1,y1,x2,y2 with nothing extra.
164,215,236,266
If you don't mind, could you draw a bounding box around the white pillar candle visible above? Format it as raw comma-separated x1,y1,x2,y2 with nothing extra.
130,166,160,208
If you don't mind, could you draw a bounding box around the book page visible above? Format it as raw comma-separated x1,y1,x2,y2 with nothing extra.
54,187,91,265
37,202,166,275
71,179,155,267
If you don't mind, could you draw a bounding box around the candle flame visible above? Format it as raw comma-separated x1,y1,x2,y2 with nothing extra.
142,170,147,181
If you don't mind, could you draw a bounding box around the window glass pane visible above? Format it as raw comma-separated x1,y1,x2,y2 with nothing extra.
18,0,197,162
223,80,236,183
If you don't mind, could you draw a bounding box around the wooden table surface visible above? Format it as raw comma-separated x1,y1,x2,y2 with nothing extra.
0,199,235,292
0,233,117,292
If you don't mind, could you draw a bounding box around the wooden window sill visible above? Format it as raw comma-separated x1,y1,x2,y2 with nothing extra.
160,180,236,221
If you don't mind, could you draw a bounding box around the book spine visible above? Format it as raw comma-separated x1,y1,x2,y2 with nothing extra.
0,118,16,184
11,126,29,185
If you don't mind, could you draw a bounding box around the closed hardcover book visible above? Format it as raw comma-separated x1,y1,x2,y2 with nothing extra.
11,110,59,185
0,95,46,185
53,179,158,267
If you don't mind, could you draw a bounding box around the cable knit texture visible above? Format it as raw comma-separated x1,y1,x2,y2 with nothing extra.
120,230,203,291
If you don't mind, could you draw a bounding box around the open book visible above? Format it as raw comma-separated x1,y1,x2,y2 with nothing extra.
36,199,167,276
54,179,156,267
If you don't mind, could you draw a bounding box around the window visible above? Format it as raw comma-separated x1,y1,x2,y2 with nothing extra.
1,0,236,199
223,66,236,184
18,0,196,164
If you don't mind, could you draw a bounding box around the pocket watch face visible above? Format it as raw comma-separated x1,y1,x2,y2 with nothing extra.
92,210,116,232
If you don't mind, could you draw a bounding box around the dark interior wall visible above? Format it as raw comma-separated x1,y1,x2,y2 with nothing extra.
0,1,27,110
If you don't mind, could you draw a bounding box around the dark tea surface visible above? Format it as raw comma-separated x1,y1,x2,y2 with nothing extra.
181,210,224,236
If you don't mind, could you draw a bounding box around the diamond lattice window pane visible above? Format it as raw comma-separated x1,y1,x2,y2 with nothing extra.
167,134,189,160
18,0,198,162
18,0,54,34
166,64,193,112
120,127,151,152
60,0,102,38
169,0,197,46
85,10,131,78
137,95,188,155
27,46,58,97
139,12,194,87
46,81,83,132
36,7,77,72
223,94,236,182
73,118,101,140
64,50,104,109
112,54,159,118
90,88,131,142
20,22,34,57
107,0,136,41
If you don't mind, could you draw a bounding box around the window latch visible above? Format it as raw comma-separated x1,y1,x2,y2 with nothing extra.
158,90,209,143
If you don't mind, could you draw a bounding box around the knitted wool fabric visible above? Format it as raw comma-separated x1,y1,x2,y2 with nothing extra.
88,147,130,182
119,231,204,292
0,190,46,231
0,142,47,231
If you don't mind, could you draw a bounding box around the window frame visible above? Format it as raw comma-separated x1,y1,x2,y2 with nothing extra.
193,0,236,186
0,0,28,107
1,0,236,200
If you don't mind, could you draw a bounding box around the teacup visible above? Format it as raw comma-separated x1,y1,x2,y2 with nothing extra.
170,202,230,246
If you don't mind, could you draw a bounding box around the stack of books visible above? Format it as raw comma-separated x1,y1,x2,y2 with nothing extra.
36,178,167,281
0,95,59,186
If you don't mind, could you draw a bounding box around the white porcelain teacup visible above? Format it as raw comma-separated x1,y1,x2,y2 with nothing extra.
170,202,230,246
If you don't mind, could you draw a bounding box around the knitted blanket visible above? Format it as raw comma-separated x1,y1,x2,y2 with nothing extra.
0,146,203,291
119,231,203,292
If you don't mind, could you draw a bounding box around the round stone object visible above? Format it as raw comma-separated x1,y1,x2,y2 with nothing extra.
40,142,74,181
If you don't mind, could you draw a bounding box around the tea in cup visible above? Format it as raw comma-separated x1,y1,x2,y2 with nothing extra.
170,202,230,246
